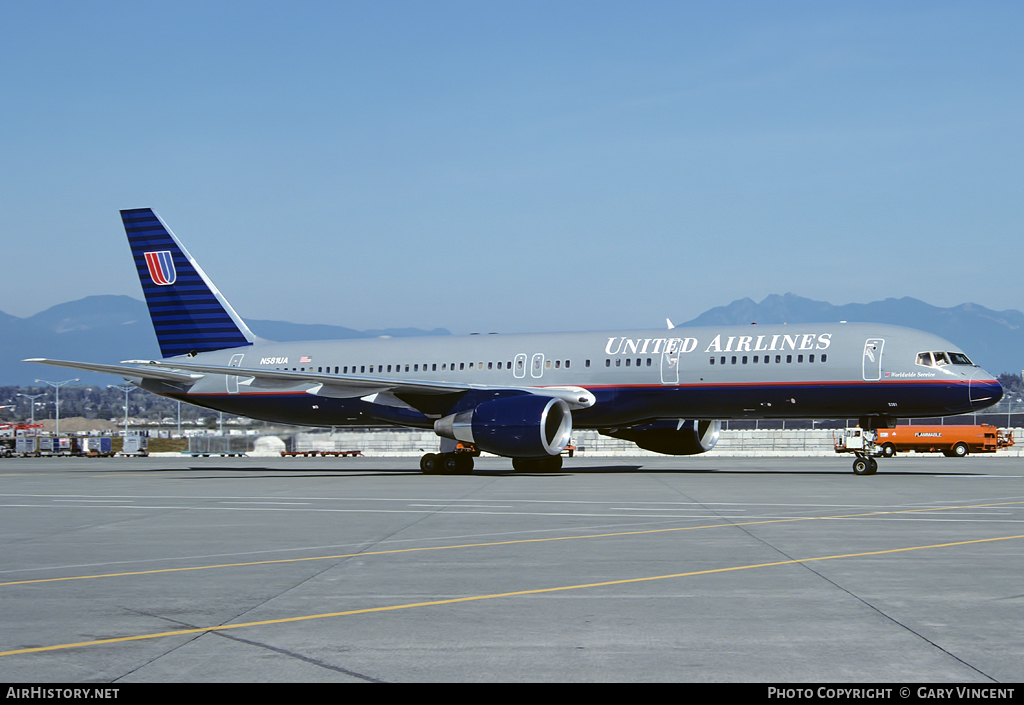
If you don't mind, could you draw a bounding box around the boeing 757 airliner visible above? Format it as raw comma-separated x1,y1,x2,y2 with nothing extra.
28,209,1003,475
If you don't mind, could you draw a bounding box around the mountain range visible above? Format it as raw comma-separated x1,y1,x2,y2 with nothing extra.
2,293,1020,385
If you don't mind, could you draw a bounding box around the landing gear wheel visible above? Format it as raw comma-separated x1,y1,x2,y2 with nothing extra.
438,453,474,475
853,457,878,475
951,442,969,458
442,454,460,475
420,453,440,474
881,443,896,458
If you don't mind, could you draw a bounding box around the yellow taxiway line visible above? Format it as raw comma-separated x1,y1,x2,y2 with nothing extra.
2,500,1021,588
2,532,1021,658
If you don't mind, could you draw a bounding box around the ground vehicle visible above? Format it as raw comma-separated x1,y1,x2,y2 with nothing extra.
836,424,1013,468
874,425,1013,457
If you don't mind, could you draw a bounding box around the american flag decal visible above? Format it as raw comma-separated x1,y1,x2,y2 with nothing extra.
300,355,312,363
144,250,176,286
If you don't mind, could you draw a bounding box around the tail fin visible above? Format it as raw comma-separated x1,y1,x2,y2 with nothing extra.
121,208,255,358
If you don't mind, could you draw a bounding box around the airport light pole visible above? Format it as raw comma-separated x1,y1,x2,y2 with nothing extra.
107,384,133,439
35,379,78,437
17,393,43,429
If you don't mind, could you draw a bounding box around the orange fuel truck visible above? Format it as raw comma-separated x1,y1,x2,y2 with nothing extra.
875,425,1014,457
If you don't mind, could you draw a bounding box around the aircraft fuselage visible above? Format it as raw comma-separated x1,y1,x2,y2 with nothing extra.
141,322,1001,429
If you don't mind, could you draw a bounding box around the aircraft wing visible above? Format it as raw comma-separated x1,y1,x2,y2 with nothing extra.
23,358,200,384
121,359,596,409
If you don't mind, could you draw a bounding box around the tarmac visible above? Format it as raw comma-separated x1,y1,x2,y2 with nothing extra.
0,454,1021,683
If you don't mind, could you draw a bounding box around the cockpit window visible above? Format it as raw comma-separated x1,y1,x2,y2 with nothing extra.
916,350,973,367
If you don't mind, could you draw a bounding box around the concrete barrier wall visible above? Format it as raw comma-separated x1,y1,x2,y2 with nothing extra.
287,427,1024,458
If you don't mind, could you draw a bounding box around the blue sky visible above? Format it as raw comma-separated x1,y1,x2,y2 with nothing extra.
1,1,1021,335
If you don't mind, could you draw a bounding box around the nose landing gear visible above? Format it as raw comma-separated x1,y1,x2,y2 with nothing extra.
851,454,878,476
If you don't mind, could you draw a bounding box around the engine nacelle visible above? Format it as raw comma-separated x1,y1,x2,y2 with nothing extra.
434,395,572,458
600,419,721,455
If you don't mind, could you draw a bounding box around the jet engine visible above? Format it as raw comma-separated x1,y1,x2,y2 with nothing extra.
600,419,721,455
434,395,572,458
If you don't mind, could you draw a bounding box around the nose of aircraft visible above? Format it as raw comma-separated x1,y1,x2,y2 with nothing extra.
969,369,1003,410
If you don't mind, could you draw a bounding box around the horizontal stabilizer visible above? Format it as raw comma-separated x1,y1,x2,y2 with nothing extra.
24,358,199,384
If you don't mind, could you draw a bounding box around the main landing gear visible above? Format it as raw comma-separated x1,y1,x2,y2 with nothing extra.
420,452,474,475
418,452,565,474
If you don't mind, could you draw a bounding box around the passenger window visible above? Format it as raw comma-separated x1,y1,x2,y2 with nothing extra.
786,355,792,363
625,359,631,367
710,357,715,365
809,355,814,363
797,355,803,363
742,356,747,364
821,354,827,363
605,359,610,367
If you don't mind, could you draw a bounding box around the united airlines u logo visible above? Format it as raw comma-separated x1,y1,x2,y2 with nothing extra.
144,250,176,286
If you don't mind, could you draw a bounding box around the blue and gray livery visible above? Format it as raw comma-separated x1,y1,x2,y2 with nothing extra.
28,208,1003,476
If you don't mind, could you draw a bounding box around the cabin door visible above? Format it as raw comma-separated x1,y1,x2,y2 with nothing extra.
660,338,681,385
226,353,244,394
862,338,884,381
